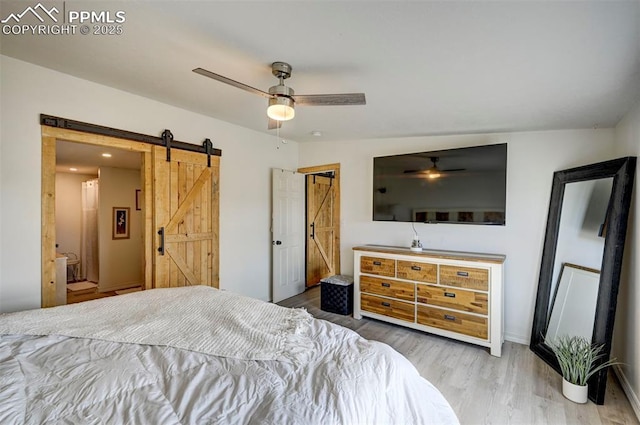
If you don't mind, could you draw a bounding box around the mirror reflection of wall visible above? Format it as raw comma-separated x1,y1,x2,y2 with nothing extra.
549,178,612,305
547,263,600,343
582,179,613,237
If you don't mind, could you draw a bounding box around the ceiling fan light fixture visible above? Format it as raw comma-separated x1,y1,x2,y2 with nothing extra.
267,96,295,121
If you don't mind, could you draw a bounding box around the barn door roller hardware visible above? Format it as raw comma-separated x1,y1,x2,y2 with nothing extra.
162,129,173,162
203,138,214,167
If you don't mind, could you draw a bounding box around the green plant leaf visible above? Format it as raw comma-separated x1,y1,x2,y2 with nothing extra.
545,335,619,386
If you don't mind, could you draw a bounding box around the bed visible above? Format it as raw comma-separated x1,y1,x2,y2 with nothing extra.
0,286,458,424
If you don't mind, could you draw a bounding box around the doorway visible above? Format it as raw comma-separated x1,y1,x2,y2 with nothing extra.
42,126,153,307
55,140,143,303
298,163,341,288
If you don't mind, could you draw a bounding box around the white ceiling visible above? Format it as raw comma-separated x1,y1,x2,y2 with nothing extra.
56,140,141,174
1,1,639,143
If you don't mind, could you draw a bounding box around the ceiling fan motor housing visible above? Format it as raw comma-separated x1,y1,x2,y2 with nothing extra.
268,84,295,98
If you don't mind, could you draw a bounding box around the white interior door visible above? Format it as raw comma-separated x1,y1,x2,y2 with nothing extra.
272,168,305,303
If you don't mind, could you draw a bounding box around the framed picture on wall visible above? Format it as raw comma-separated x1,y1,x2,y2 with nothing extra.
113,207,130,240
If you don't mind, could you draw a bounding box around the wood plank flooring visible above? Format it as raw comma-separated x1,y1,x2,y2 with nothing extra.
66,284,141,304
278,286,639,425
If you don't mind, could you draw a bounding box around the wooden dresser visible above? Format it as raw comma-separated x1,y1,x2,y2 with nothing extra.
353,245,506,357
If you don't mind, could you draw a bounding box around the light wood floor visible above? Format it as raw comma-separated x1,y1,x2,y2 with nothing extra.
66,284,141,304
278,286,639,425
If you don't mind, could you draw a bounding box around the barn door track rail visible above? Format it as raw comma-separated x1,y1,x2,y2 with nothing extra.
41,114,222,164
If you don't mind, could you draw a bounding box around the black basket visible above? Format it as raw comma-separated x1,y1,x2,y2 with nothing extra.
320,276,354,315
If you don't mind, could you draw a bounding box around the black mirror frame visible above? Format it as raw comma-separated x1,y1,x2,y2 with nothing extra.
530,156,636,405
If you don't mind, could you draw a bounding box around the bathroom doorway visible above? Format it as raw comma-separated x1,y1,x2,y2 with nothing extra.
55,140,143,303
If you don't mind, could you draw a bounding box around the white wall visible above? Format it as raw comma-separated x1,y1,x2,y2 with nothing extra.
613,100,640,417
98,167,142,292
299,130,615,343
55,172,97,259
0,55,298,312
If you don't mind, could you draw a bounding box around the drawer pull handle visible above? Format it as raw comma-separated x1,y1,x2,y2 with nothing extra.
411,265,422,271
381,283,391,288
444,292,456,298
444,314,456,321
381,302,391,307
373,261,382,266
456,271,469,277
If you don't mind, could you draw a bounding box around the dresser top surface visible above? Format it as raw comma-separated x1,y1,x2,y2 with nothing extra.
353,245,506,264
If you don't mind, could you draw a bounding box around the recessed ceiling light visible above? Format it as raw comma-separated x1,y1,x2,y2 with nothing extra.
69,167,78,172
311,130,322,137
102,153,112,158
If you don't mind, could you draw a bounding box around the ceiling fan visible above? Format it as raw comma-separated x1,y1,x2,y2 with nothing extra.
403,157,466,179
193,62,366,129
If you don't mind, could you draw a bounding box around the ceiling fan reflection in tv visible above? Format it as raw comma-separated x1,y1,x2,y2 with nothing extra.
373,143,508,225
403,156,466,179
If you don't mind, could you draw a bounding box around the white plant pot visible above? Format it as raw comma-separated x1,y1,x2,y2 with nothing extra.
562,378,588,404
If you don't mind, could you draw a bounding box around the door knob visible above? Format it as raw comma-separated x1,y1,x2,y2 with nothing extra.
272,240,282,245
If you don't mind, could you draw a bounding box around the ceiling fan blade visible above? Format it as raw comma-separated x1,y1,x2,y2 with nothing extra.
268,118,282,130
293,93,366,106
193,68,272,99
403,169,423,174
441,168,466,172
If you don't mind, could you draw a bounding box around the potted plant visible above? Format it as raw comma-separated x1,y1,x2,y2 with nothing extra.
546,335,619,403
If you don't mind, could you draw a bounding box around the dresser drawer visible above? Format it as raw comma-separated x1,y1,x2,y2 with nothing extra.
397,260,437,283
360,275,415,301
440,265,488,291
361,293,415,323
416,284,488,315
417,305,488,339
360,256,395,277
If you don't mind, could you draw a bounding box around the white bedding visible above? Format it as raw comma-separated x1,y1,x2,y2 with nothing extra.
0,287,459,424
0,286,312,363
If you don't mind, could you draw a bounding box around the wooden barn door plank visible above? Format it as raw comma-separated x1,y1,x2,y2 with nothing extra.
153,146,219,288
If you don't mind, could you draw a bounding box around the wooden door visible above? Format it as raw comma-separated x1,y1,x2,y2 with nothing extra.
271,169,305,302
153,146,219,288
306,174,336,286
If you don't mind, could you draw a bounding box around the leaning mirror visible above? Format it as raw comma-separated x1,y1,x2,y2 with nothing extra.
530,156,636,404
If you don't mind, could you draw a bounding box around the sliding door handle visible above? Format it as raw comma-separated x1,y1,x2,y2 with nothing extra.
157,227,165,255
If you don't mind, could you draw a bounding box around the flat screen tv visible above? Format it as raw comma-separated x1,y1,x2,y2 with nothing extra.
373,143,507,225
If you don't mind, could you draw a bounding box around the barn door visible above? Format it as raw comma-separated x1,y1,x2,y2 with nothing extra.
306,174,336,286
153,146,219,288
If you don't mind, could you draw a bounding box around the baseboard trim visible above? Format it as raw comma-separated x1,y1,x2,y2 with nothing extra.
99,282,142,293
504,332,529,345
614,364,640,422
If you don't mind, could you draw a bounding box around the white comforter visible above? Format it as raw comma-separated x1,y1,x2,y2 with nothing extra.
0,286,313,363
0,287,459,424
